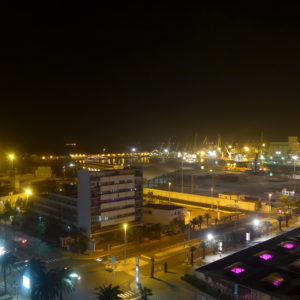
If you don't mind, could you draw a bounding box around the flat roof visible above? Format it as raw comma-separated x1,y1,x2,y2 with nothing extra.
219,192,245,195
197,228,300,299
144,204,184,211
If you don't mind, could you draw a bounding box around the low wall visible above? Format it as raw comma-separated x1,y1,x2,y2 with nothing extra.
144,188,257,211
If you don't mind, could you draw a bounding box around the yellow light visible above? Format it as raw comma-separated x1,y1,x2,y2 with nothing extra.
25,189,32,196
262,143,266,147
228,145,232,149
123,223,128,230
244,146,249,152
8,153,15,161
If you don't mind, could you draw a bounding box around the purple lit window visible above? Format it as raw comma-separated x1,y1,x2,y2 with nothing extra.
282,243,296,249
230,267,245,274
259,253,273,261
272,278,284,287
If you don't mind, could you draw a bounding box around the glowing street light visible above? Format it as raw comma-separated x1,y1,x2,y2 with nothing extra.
292,155,298,176
164,148,169,153
23,275,30,289
168,182,172,207
208,150,216,157
0,246,6,256
131,148,136,153
268,193,273,217
244,146,249,152
207,233,213,241
187,210,191,246
8,153,15,169
123,223,128,264
253,219,260,227
25,189,32,206
69,272,81,280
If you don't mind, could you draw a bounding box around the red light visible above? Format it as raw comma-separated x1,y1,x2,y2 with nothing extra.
21,239,27,244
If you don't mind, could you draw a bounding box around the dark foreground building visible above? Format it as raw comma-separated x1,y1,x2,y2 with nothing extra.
196,228,300,300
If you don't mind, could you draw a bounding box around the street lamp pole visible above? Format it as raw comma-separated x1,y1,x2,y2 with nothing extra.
292,156,298,198
181,157,184,193
187,210,191,246
268,193,272,218
123,223,128,264
8,154,15,170
168,182,172,208
210,187,214,209
292,155,298,176
25,189,32,207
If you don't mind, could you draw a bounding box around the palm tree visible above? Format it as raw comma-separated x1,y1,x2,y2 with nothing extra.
25,260,76,300
0,252,16,294
31,269,60,300
26,259,46,299
31,270,67,300
198,216,203,229
52,268,76,300
190,246,197,266
200,241,207,259
285,214,290,227
277,216,283,231
140,286,152,300
204,213,210,227
95,284,123,300
190,218,197,230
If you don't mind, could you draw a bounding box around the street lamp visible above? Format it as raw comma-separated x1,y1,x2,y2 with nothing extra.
25,188,32,207
207,233,213,241
292,155,298,177
8,153,15,169
132,148,136,153
210,187,214,209
252,219,260,239
253,218,260,227
268,193,272,217
123,223,128,264
187,210,191,246
168,182,172,207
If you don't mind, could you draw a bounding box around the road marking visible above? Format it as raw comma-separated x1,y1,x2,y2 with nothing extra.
46,256,68,264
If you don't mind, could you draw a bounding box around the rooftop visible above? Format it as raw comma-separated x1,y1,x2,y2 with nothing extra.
197,227,300,300
144,204,184,211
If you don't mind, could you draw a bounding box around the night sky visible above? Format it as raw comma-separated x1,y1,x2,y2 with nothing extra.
1,2,300,153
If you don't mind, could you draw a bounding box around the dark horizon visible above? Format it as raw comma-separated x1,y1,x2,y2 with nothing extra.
1,3,300,153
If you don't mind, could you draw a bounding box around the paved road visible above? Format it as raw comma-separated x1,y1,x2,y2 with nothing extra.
50,215,257,299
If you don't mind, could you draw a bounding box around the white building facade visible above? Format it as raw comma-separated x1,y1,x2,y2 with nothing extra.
78,168,143,237
32,168,143,238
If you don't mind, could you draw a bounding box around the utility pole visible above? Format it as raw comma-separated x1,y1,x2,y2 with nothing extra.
181,157,184,193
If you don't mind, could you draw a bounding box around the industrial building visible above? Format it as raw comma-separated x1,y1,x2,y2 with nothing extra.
268,136,299,157
32,167,143,238
196,227,300,300
143,203,185,225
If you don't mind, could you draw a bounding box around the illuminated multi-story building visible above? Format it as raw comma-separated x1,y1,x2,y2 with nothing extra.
78,168,143,237
268,136,299,157
32,167,143,238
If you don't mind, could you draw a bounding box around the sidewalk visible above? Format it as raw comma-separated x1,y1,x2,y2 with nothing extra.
130,268,200,300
